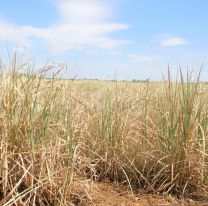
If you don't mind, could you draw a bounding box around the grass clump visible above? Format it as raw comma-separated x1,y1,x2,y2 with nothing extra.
0,58,208,205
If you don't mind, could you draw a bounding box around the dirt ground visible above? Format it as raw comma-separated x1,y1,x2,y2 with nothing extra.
73,182,208,206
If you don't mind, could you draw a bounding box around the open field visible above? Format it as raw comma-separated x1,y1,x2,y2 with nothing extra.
0,63,208,205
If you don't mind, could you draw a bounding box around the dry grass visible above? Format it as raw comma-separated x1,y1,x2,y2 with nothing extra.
0,57,208,205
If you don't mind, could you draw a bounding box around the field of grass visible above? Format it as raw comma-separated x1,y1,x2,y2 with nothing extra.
0,60,208,205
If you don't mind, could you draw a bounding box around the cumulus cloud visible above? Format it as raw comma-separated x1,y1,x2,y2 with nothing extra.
0,20,32,48
57,0,112,23
161,37,188,46
0,0,130,53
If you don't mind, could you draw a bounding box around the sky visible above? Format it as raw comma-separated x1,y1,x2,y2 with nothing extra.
0,0,208,80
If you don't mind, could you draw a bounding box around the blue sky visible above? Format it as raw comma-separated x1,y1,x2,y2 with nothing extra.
0,0,207,80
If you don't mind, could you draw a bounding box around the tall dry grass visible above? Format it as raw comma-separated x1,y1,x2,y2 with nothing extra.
0,58,208,205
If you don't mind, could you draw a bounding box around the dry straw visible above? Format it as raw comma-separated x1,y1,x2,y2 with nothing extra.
0,55,208,205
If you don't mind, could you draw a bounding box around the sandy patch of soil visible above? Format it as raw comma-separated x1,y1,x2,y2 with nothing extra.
73,182,208,206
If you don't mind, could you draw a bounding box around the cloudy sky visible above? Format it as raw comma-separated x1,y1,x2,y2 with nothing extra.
0,0,207,80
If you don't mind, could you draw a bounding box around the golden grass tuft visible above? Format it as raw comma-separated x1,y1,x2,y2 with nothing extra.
0,57,208,205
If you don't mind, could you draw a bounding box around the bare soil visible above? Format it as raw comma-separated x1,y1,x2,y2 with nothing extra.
73,182,208,206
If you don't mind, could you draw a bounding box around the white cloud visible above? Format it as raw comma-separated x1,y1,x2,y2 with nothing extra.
106,50,124,56
0,20,32,48
161,37,188,46
128,54,161,62
0,0,130,53
57,0,112,23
